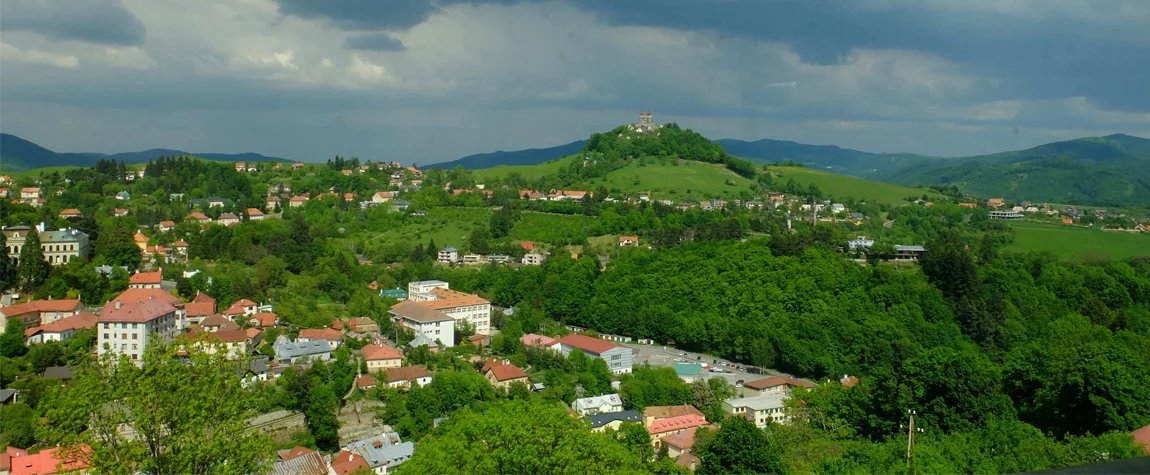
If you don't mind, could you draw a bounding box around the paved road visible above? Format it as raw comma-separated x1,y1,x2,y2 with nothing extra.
623,343,785,389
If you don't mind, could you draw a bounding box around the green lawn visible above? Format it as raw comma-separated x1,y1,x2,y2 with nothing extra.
7,166,82,178
509,212,600,244
1006,221,1150,260
366,207,492,250
575,160,755,200
767,166,940,205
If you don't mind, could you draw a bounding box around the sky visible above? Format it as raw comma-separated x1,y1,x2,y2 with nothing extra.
2,0,1149,164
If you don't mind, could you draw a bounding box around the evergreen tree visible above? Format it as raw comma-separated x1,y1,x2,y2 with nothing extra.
0,232,12,291
17,228,49,291
426,239,439,261
0,319,28,358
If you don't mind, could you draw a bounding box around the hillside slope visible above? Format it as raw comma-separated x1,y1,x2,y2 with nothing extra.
885,134,1150,206
426,140,587,170
0,133,290,171
715,138,938,177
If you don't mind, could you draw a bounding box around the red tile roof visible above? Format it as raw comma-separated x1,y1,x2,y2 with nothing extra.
660,427,699,450
129,270,162,285
356,374,377,389
279,445,316,462
100,298,177,323
0,299,83,317
520,241,534,251
484,362,528,382
384,365,432,383
10,445,91,475
330,451,371,475
558,334,620,355
300,328,342,341
133,231,149,243
250,312,277,327
648,414,708,435
103,289,179,312
362,344,403,361
192,292,216,304
37,312,98,333
1133,423,1150,451
246,208,263,216
644,405,704,421
520,333,558,348
200,314,239,331
185,302,215,317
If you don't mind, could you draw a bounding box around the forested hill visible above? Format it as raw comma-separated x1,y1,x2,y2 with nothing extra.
424,140,587,170
883,134,1150,206
0,133,290,171
714,138,937,177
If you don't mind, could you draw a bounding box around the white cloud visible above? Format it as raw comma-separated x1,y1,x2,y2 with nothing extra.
0,42,80,69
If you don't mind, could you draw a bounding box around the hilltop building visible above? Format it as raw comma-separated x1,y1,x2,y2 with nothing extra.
628,111,663,133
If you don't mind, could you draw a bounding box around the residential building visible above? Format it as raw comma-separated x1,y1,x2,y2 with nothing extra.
521,252,545,266
249,312,278,329
389,301,455,348
481,358,529,389
128,270,163,289
7,445,93,475
572,394,625,416
217,213,240,226
3,225,90,266
222,298,258,317
184,293,216,326
407,280,450,301
246,208,265,221
343,432,415,474
58,208,82,220
331,451,371,475
588,409,642,432
987,198,1006,208
116,190,131,201
649,414,709,447
618,235,639,246
273,336,332,365
133,231,149,251
298,328,343,350
269,448,333,475
520,333,560,351
179,329,251,360
363,344,404,371
643,405,705,428
186,212,211,224
988,210,1024,220
558,334,633,374
290,196,308,207
409,287,492,335
25,311,98,344
0,298,84,329
847,236,874,250
200,314,240,332
372,191,394,204
661,427,701,458
894,245,926,260
723,394,789,428
742,376,814,397
437,246,458,264
349,317,378,333
97,296,181,365
381,365,433,390
20,187,40,200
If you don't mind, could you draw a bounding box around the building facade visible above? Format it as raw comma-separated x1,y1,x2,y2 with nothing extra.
3,225,91,266
558,334,633,374
97,297,181,365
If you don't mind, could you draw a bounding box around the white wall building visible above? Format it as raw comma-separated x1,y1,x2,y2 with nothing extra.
389,301,455,348
97,297,181,365
722,395,789,428
407,280,449,302
437,246,458,264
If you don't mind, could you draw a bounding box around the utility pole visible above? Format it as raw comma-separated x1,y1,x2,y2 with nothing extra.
903,409,924,472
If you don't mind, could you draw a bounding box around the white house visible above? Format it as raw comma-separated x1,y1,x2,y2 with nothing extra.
389,301,455,348
437,246,459,264
722,394,789,428
572,394,625,416
558,334,633,374
407,280,449,301
407,286,492,335
98,296,182,365
522,253,544,265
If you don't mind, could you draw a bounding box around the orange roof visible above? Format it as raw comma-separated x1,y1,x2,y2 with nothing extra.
199,314,239,331
619,235,639,243
38,312,98,333
300,328,342,341
648,414,708,435
133,231,149,243
331,451,371,475
222,299,257,315
384,365,432,383
193,292,216,304
557,334,620,355
279,446,315,462
185,302,214,317
59,208,81,216
660,426,700,450
483,360,528,382
10,446,91,475
1133,423,1150,451
103,288,179,312
245,327,262,340
357,374,377,389
643,405,704,421
250,312,277,327
521,241,534,251
187,212,209,220
362,343,403,361
0,299,83,317
128,270,162,285
159,220,175,227
413,287,489,310
172,240,188,247
99,298,177,324
246,208,263,216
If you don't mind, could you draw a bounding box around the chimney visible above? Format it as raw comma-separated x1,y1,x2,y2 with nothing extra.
115,300,122,310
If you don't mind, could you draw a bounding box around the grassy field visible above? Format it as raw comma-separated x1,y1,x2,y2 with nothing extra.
509,212,600,244
366,207,492,250
473,157,572,182
767,166,941,205
7,166,82,178
1006,221,1150,260
574,160,755,200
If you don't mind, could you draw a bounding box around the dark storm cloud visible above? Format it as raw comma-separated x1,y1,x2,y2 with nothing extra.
274,0,440,30
344,33,406,51
0,0,146,46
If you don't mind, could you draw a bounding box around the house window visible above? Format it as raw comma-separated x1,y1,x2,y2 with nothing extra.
132,334,137,340
122,333,127,339
104,333,109,339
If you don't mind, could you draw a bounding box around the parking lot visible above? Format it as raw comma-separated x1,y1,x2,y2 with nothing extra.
623,343,785,388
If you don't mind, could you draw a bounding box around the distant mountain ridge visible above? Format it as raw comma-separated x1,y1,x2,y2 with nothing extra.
425,140,588,170
0,133,290,171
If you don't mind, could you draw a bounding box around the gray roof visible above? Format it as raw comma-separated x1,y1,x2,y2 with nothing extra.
587,409,641,428
43,366,74,380
95,265,129,276
0,389,16,403
249,357,269,375
442,246,458,252
408,332,438,348
40,228,88,243
894,245,926,252
270,451,331,475
573,394,623,412
724,394,787,411
274,340,331,361
345,433,414,469
393,199,411,206
390,301,454,324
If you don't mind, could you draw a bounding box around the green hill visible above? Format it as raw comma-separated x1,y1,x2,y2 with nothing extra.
575,159,756,200
715,138,936,177
0,133,291,172
884,134,1150,206
766,166,939,205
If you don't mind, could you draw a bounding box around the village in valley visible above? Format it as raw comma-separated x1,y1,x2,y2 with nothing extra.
0,114,1148,475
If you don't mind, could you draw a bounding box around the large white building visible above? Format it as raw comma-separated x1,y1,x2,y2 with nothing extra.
437,246,458,264
98,295,182,365
722,394,789,428
557,334,633,375
410,286,491,335
3,224,91,266
407,280,449,301
389,301,455,348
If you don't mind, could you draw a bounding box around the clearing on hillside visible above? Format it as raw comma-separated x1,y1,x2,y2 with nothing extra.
766,166,940,205
1006,221,1150,260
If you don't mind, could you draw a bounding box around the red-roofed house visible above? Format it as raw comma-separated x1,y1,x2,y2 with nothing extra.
331,451,371,475
222,299,258,317
157,220,176,232
520,241,534,252
520,333,560,351
481,358,529,389
9,445,91,475
619,235,639,246
98,296,180,364
299,328,343,350
128,270,163,289
289,196,308,208
133,231,149,250
348,317,378,333
58,208,82,219
27,311,98,344
1132,423,1150,452
363,344,403,370
660,426,702,458
649,414,708,445
558,334,633,374
742,376,815,397
0,299,85,328
199,314,240,332
246,208,264,221
372,191,393,204
356,374,377,390
248,312,278,329
382,365,433,390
